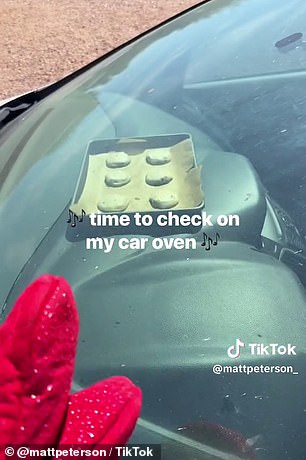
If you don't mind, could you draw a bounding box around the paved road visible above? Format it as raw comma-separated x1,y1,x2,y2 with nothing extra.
1,0,199,99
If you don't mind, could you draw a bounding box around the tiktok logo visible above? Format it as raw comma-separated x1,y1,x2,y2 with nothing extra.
227,339,245,359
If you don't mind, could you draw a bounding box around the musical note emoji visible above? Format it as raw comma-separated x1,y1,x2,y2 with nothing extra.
67,209,86,227
201,232,220,251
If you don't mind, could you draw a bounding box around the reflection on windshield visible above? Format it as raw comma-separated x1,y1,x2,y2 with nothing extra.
1,0,306,458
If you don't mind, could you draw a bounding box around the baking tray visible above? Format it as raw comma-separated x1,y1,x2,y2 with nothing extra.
66,133,204,240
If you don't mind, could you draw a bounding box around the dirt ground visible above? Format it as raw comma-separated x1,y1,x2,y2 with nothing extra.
1,0,200,100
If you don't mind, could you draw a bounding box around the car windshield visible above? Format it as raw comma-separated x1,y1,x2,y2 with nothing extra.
1,0,306,458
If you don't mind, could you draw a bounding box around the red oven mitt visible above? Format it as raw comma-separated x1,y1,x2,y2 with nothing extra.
0,275,142,456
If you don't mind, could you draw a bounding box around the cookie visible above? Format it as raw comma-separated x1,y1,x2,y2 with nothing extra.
106,152,131,168
145,172,173,186
97,195,129,212
150,193,178,209
105,171,131,187
146,149,171,165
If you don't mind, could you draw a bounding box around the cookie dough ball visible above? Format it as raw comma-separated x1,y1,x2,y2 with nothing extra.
98,195,129,212
150,192,178,209
145,171,173,186
106,152,131,168
146,149,171,165
105,170,131,187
